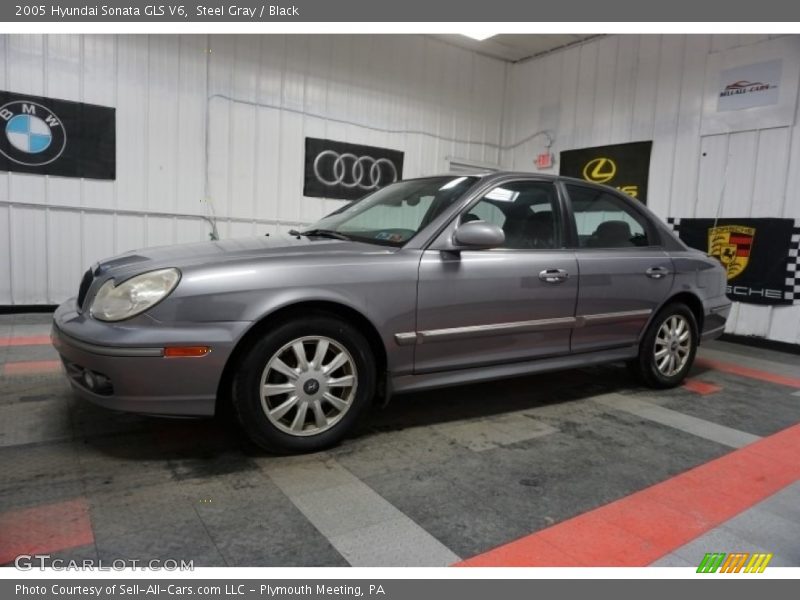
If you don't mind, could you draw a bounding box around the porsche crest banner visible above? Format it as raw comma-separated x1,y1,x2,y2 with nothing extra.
304,137,404,201
0,90,115,180
668,217,800,306
560,141,652,204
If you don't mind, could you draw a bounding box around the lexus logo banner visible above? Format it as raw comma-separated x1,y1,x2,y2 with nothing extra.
667,217,800,306
559,141,652,204
0,90,115,180
304,137,403,201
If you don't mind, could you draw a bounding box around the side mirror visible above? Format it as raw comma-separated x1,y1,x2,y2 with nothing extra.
453,221,505,249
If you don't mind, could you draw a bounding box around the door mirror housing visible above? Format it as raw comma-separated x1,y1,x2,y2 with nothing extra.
453,221,505,249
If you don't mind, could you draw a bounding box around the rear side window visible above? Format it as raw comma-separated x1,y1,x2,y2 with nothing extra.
566,185,651,248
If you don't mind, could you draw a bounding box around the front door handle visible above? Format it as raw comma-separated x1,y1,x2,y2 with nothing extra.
645,266,670,279
539,268,569,284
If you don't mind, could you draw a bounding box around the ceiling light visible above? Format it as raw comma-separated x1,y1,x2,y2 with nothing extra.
461,33,497,42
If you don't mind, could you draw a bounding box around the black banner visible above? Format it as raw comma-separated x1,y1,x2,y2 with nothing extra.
560,141,652,204
669,217,799,306
0,90,115,180
304,137,403,201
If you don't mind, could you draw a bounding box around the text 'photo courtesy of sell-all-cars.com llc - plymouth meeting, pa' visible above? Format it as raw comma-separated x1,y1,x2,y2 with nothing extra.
51,172,731,453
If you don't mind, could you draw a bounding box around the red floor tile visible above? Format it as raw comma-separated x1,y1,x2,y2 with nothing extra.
0,498,93,565
456,422,800,567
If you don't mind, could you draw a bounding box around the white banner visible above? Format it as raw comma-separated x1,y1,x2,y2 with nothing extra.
701,37,800,134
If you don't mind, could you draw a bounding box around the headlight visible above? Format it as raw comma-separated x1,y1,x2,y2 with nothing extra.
90,268,180,322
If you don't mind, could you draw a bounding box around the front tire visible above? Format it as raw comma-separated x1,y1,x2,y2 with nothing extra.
232,314,376,453
629,303,698,389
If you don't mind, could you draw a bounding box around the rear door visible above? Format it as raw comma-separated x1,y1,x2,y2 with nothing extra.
413,179,579,374
563,183,674,353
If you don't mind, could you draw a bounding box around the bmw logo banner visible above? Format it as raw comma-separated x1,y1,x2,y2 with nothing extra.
0,90,115,180
304,137,404,201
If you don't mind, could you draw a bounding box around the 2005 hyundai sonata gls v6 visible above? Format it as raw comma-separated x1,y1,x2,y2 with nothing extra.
52,172,730,452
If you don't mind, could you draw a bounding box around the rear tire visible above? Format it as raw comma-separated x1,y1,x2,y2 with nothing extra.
629,303,697,389
232,314,375,453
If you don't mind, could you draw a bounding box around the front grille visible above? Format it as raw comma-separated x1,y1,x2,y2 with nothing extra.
76,268,94,310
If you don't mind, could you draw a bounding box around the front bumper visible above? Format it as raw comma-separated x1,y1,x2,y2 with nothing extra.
51,299,251,416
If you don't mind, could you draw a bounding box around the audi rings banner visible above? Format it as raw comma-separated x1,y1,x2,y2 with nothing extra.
304,137,404,201
0,90,115,180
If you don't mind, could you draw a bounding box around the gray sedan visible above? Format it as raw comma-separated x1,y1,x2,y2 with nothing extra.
52,172,731,452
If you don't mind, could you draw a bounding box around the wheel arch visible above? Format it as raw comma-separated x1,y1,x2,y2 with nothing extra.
652,291,705,340
215,300,388,412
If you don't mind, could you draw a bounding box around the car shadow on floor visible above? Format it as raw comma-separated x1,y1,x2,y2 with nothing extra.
76,361,651,461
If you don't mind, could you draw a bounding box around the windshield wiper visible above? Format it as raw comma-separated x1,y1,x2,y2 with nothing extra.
290,228,352,241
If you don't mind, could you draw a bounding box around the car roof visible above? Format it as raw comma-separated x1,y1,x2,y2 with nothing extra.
415,171,593,185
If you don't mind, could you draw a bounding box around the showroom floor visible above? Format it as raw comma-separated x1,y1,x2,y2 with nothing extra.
1,313,799,568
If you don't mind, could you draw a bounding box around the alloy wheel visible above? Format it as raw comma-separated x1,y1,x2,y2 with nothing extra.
653,315,692,377
259,336,358,436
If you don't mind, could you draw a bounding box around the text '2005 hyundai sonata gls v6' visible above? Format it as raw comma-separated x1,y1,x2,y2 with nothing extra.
52,172,731,453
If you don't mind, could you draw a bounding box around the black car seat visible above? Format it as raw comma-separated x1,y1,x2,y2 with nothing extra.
589,220,633,247
501,204,532,248
521,211,555,249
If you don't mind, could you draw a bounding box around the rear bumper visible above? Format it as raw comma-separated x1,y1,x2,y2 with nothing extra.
701,301,731,343
51,299,251,416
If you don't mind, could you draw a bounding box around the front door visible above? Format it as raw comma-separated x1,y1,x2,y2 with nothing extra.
413,180,579,374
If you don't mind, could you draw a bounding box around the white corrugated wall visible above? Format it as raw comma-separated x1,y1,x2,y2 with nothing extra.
0,34,507,305
501,34,800,345
2,33,799,345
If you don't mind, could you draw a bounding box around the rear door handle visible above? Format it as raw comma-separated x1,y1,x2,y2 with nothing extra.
645,266,670,279
539,268,569,284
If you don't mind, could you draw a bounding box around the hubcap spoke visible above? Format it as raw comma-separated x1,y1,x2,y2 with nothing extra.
311,400,328,429
291,401,308,432
323,351,348,375
263,382,296,396
311,339,329,370
269,395,299,420
655,348,669,359
328,374,355,388
323,392,348,411
271,358,299,381
292,342,309,371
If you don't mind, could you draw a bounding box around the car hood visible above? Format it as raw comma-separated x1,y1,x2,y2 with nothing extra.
94,234,395,279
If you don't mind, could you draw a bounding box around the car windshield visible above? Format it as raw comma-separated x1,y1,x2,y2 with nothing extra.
304,176,479,247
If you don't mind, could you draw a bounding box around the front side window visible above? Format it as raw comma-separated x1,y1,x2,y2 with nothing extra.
308,176,478,246
461,181,561,250
566,185,651,248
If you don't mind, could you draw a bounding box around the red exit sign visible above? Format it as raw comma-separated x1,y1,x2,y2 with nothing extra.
535,152,553,169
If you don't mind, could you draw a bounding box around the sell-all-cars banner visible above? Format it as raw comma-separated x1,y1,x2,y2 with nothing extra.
667,217,800,306
560,141,652,204
304,137,404,201
0,90,115,180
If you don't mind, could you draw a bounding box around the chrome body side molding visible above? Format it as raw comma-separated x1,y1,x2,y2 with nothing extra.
394,309,652,346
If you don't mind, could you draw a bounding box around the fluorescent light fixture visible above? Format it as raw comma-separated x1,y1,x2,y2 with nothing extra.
461,33,497,42
440,176,468,190
485,187,518,202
